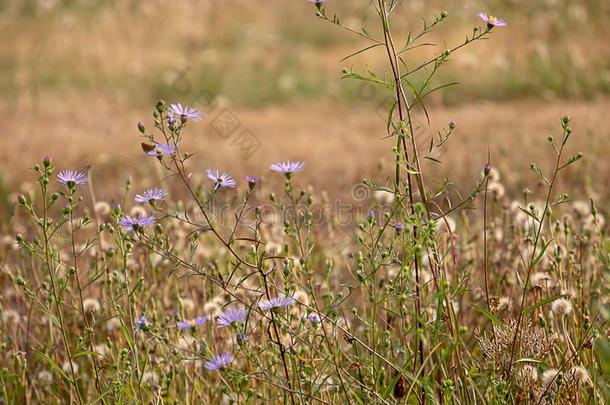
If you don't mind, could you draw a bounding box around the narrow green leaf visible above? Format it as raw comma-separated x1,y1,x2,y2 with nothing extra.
472,304,507,330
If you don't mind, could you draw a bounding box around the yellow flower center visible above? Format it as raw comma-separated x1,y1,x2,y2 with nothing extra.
189,319,197,327
488,15,497,23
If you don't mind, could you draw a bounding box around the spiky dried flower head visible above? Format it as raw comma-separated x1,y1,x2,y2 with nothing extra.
541,368,561,387
61,361,79,375
497,297,512,313
94,201,111,216
142,371,160,387
293,290,310,306
373,190,394,205
82,298,101,314
2,309,21,325
106,318,121,333
568,366,590,385
551,298,573,316
488,182,506,199
477,320,554,373
180,298,195,313
517,364,538,387
203,301,222,317
530,272,554,289
36,370,53,384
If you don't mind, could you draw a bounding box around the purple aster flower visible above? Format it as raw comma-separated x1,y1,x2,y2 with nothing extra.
205,352,233,371
270,161,305,175
135,316,149,331
168,103,203,121
308,313,321,324
245,176,260,190
57,170,88,186
207,169,237,190
258,295,295,311
394,223,404,234
484,163,492,176
134,188,167,204
118,215,156,232
145,143,176,157
217,307,248,328
236,333,250,343
308,0,326,3
176,316,208,329
478,12,507,29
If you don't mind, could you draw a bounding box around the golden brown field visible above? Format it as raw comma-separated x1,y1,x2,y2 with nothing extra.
2,1,610,198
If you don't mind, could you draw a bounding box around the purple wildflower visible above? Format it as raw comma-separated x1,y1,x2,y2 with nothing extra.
236,333,250,343
57,170,88,186
394,223,404,234
176,316,208,329
258,295,295,311
145,143,176,157
308,0,326,3
168,103,203,121
118,215,156,232
478,12,507,29
484,163,492,176
135,316,149,331
308,313,321,324
205,352,233,371
134,188,167,204
245,176,260,190
207,169,237,190
217,308,248,328
270,161,304,175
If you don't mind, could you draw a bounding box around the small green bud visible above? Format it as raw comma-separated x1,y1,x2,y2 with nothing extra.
155,99,167,113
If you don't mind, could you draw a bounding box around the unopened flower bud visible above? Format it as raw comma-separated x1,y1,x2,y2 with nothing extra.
156,99,166,113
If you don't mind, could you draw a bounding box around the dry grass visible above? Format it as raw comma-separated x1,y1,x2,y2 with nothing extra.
3,96,609,206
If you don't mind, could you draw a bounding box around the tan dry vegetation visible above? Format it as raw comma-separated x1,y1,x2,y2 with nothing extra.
3,95,608,202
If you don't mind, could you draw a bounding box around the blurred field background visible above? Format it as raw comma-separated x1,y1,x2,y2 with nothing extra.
2,0,610,209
